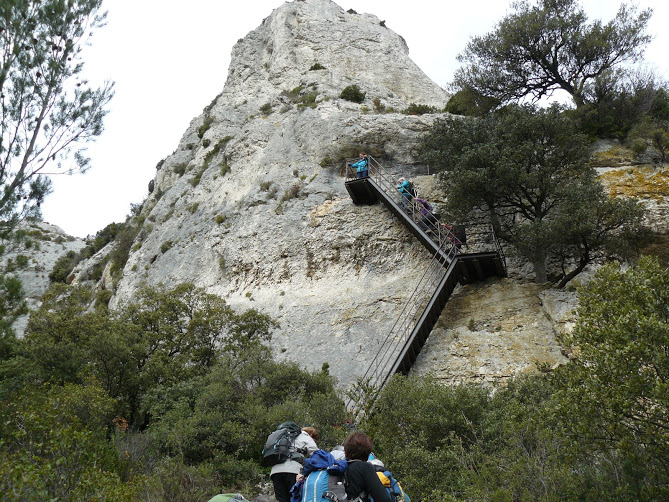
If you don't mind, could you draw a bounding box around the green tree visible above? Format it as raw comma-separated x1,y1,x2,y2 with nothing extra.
549,176,644,287
0,0,114,234
570,69,669,140
145,344,347,488
0,271,27,337
444,87,500,117
553,257,669,499
0,382,138,501
628,116,669,162
452,0,652,108
20,282,279,428
421,104,643,283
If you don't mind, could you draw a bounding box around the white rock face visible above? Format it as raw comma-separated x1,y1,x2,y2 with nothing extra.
73,0,570,389
2,221,86,336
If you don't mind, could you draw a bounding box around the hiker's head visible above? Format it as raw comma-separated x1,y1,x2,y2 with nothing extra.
302,426,320,441
359,152,366,158
344,432,373,461
398,177,405,184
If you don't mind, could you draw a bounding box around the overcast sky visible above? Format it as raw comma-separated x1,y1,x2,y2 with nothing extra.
40,0,669,238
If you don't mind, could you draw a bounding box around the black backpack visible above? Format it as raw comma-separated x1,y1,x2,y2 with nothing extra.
408,181,417,198
261,421,302,467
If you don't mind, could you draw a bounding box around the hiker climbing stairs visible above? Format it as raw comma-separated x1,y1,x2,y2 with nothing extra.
344,155,507,414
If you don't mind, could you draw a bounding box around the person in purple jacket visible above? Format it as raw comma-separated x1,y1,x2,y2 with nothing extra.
415,197,438,233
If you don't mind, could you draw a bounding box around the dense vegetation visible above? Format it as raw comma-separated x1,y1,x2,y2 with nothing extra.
1,259,667,500
431,0,669,286
0,1,667,500
0,282,347,500
366,257,669,502
421,104,645,284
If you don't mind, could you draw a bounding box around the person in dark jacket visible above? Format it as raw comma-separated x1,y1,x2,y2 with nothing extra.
343,433,392,502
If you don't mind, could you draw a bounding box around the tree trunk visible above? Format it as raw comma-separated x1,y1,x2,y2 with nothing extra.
532,253,548,283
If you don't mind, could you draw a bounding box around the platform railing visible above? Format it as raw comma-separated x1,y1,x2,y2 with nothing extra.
346,156,464,257
344,244,451,414
344,157,507,415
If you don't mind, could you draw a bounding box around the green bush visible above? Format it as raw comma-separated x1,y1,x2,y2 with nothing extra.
402,103,436,115
281,86,305,101
340,84,365,103
96,289,112,308
260,102,273,115
49,250,80,283
0,383,138,501
197,115,214,139
298,92,318,109
309,63,326,71
108,222,142,280
444,88,500,117
190,165,207,187
160,241,173,254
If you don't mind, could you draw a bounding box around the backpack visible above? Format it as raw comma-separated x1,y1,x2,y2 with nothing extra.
291,450,349,502
372,469,409,502
306,470,347,502
207,495,248,502
408,181,417,198
262,421,302,467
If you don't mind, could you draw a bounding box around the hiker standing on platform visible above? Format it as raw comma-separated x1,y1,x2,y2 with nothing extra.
348,152,369,178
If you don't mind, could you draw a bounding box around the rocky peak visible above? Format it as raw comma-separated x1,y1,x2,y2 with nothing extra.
66,0,575,390
223,0,448,109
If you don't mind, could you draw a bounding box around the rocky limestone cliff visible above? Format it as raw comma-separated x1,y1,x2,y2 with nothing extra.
66,0,589,389
2,222,85,336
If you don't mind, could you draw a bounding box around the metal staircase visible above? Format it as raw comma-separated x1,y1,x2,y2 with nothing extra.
343,156,506,414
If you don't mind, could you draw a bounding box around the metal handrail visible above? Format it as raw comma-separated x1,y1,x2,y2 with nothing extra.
344,246,450,412
344,156,507,416
346,156,463,256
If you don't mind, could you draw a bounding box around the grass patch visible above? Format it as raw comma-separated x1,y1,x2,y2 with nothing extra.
161,241,174,254
275,184,301,214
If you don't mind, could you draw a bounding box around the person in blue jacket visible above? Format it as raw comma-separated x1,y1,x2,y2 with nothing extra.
289,449,348,502
396,177,414,212
348,152,369,178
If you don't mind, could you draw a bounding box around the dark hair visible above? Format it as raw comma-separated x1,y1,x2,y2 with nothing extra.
343,432,373,461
